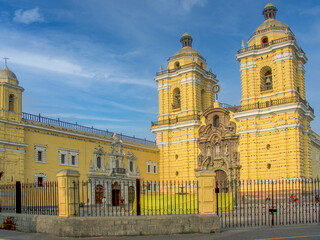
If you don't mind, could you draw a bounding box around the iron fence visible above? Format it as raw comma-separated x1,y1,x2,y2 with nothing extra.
140,180,198,216
0,181,58,215
77,179,198,217
216,178,320,229
78,179,137,217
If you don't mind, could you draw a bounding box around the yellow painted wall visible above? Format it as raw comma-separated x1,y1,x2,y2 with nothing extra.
22,124,159,182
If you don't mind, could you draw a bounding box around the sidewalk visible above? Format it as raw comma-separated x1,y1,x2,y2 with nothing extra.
0,224,319,240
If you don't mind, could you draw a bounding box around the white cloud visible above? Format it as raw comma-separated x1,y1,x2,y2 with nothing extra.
181,0,207,12
13,7,44,24
0,47,93,78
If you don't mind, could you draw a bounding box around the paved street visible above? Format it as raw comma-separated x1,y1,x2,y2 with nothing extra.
0,224,319,240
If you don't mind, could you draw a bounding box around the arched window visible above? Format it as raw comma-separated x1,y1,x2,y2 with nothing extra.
174,61,180,70
97,156,101,169
9,94,14,112
213,115,219,127
201,89,206,111
261,36,268,47
172,88,181,109
261,66,273,91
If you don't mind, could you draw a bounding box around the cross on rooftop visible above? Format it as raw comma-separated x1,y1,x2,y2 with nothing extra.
3,57,9,66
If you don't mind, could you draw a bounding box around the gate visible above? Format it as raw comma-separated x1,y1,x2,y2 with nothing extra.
216,178,320,228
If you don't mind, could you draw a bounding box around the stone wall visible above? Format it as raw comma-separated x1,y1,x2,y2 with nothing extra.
0,213,220,237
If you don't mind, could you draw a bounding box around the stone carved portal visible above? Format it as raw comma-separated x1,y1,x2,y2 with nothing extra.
198,108,240,182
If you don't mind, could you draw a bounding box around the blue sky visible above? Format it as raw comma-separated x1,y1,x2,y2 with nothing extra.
0,0,320,140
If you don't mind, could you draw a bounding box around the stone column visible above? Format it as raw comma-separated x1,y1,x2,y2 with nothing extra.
196,170,216,214
56,169,80,217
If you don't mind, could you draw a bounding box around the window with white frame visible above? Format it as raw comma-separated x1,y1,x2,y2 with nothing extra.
35,145,46,163
59,149,69,166
70,151,79,167
147,161,151,173
146,161,158,174
35,173,47,188
127,151,137,173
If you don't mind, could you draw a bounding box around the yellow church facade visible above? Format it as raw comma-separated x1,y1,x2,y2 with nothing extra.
1,3,320,187
152,3,320,182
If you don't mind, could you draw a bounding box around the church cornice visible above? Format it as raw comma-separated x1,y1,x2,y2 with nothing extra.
236,40,307,64
0,82,24,92
151,120,200,134
154,64,217,83
233,102,315,121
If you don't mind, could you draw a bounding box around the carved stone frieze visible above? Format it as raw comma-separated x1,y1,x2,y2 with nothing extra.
197,107,240,182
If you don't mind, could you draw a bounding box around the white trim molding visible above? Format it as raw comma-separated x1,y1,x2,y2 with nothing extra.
34,144,47,164
158,82,171,91
181,76,201,85
273,52,296,63
0,140,28,148
233,103,315,121
240,61,257,71
151,120,200,134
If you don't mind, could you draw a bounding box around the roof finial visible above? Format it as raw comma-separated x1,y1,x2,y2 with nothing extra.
3,57,9,67
263,3,277,20
180,33,192,48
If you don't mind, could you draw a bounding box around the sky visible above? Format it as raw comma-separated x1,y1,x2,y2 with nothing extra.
0,0,320,141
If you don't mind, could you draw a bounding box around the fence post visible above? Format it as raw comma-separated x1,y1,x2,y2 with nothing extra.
136,179,141,216
56,169,80,217
196,170,217,214
16,181,21,214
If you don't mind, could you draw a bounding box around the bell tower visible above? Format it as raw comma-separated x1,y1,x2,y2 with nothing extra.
151,33,218,181
234,4,314,180
0,62,26,183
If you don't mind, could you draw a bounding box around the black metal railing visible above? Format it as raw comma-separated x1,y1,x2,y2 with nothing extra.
140,180,198,216
216,178,320,228
151,114,200,127
237,36,296,54
240,96,314,113
0,181,58,215
156,62,216,78
21,112,156,146
77,179,198,217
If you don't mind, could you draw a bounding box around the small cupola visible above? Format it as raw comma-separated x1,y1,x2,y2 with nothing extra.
180,32,193,48
263,3,277,20
0,65,18,81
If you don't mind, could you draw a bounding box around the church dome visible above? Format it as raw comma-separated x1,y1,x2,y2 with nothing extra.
255,18,289,32
250,3,291,40
170,33,204,61
0,65,18,81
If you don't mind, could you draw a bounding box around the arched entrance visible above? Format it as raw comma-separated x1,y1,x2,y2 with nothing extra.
215,170,228,192
128,186,135,204
112,182,121,206
95,184,104,204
